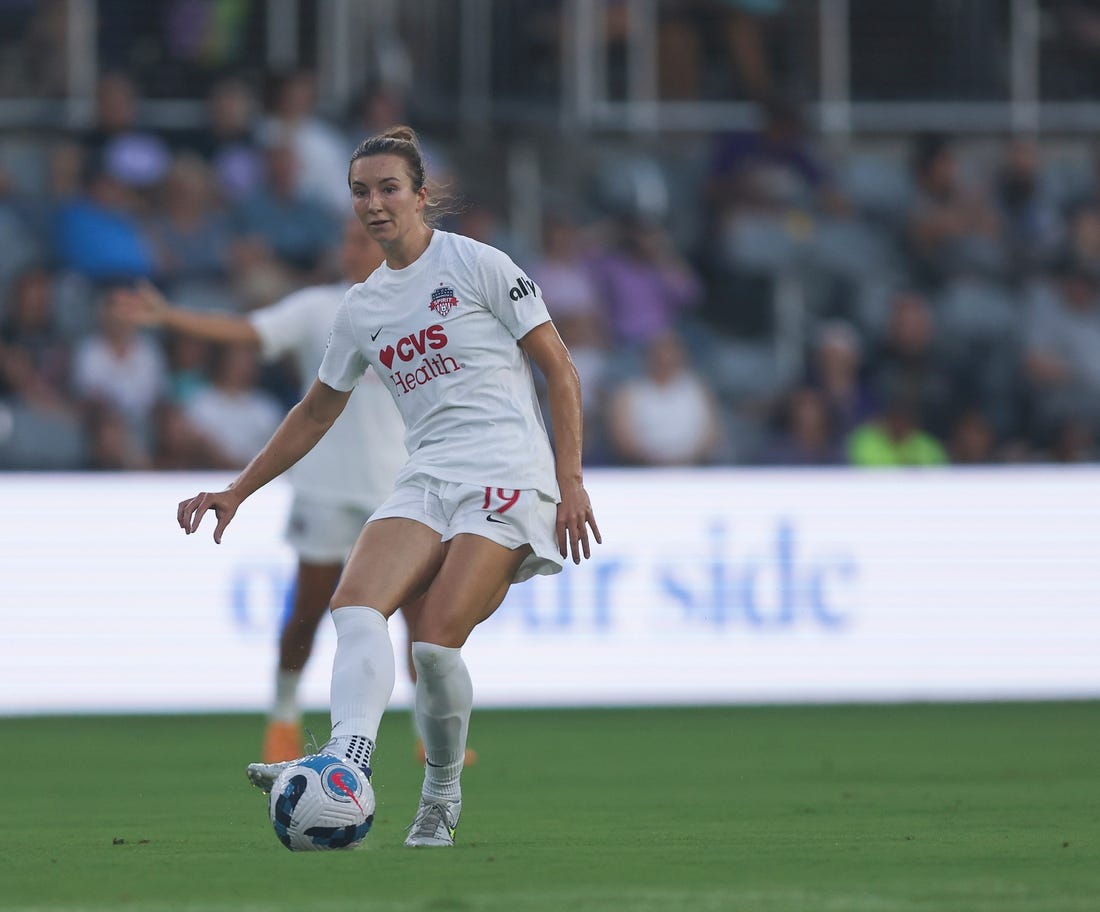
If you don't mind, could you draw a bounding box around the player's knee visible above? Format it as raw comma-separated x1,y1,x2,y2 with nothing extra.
412,612,471,649
330,582,377,613
328,582,355,610
329,582,404,617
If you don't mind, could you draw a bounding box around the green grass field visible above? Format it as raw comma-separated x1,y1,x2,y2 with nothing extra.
2,703,1098,912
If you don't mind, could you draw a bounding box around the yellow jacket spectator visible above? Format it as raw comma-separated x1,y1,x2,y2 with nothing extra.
847,395,948,467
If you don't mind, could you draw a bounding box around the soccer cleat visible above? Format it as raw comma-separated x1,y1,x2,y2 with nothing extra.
262,720,303,763
248,737,373,795
404,797,461,847
247,757,297,794
415,739,480,767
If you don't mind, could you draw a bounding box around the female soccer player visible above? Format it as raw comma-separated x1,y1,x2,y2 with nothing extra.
177,125,600,847
116,220,477,768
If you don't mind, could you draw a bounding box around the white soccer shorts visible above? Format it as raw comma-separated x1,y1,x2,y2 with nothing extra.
284,493,374,564
368,473,563,582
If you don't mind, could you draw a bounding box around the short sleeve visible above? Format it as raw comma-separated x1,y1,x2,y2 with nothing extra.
318,296,369,391
248,290,314,361
475,245,552,341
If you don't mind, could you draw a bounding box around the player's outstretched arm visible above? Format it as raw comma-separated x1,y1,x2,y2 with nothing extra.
178,379,352,543
112,281,261,346
519,321,602,564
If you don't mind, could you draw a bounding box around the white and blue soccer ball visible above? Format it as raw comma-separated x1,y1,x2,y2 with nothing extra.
269,755,374,851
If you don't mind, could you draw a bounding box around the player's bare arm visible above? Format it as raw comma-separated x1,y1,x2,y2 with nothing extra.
113,281,262,346
178,379,353,543
519,321,601,564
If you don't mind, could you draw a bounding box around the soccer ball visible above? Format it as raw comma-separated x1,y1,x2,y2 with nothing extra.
268,754,374,852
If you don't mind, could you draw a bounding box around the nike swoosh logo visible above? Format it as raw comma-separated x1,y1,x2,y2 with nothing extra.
486,514,509,524
370,327,383,341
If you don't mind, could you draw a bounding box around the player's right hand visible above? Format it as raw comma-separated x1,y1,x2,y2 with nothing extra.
177,488,242,544
112,281,170,327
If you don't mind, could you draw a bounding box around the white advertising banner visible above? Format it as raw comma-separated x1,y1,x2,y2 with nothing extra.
1,467,1098,714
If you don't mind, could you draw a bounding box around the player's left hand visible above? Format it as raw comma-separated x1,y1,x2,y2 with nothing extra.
556,480,601,564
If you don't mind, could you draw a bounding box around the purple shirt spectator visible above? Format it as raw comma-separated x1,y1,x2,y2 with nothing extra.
586,218,702,347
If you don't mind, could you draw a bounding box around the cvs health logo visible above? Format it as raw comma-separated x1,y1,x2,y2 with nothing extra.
379,324,447,369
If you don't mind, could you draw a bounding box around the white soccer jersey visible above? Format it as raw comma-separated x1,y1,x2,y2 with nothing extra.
318,230,559,500
248,284,407,510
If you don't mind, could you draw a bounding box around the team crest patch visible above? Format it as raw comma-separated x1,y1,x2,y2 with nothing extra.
429,284,459,317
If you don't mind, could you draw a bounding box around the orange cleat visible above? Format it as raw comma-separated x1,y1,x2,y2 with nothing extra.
262,720,304,763
415,738,479,767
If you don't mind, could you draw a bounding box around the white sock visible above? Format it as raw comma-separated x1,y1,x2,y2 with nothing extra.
412,641,472,803
327,606,395,771
271,668,302,723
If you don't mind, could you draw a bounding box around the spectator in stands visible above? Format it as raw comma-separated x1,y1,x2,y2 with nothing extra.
864,289,958,439
346,81,453,188
606,330,723,466
764,386,845,466
530,213,606,351
53,155,155,281
1047,415,1098,463
906,132,1005,288
699,97,844,389
0,0,70,97
994,137,1064,282
81,71,171,195
1063,200,1100,280
233,139,340,281
453,203,531,263
653,0,787,103
183,342,284,467
1043,1,1100,100
0,266,86,470
805,319,876,437
707,96,831,217
530,212,609,422
84,400,152,470
0,165,44,293
847,385,948,467
0,266,69,399
1022,254,1100,432
163,333,212,406
47,139,84,204
946,406,999,465
587,215,702,349
150,400,237,471
143,153,235,291
722,0,788,101
15,139,83,249
258,68,350,216
196,76,265,204
349,81,408,141
71,289,168,455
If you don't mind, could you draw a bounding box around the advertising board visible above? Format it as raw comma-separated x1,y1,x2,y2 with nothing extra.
2,468,1097,713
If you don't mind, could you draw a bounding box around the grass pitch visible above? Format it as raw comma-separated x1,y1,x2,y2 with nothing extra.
1,703,1097,912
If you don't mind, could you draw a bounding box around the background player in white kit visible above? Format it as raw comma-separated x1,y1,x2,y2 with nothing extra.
117,220,475,766
177,125,600,847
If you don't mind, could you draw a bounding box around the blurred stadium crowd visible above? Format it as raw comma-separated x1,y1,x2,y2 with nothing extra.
3,3,1100,470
